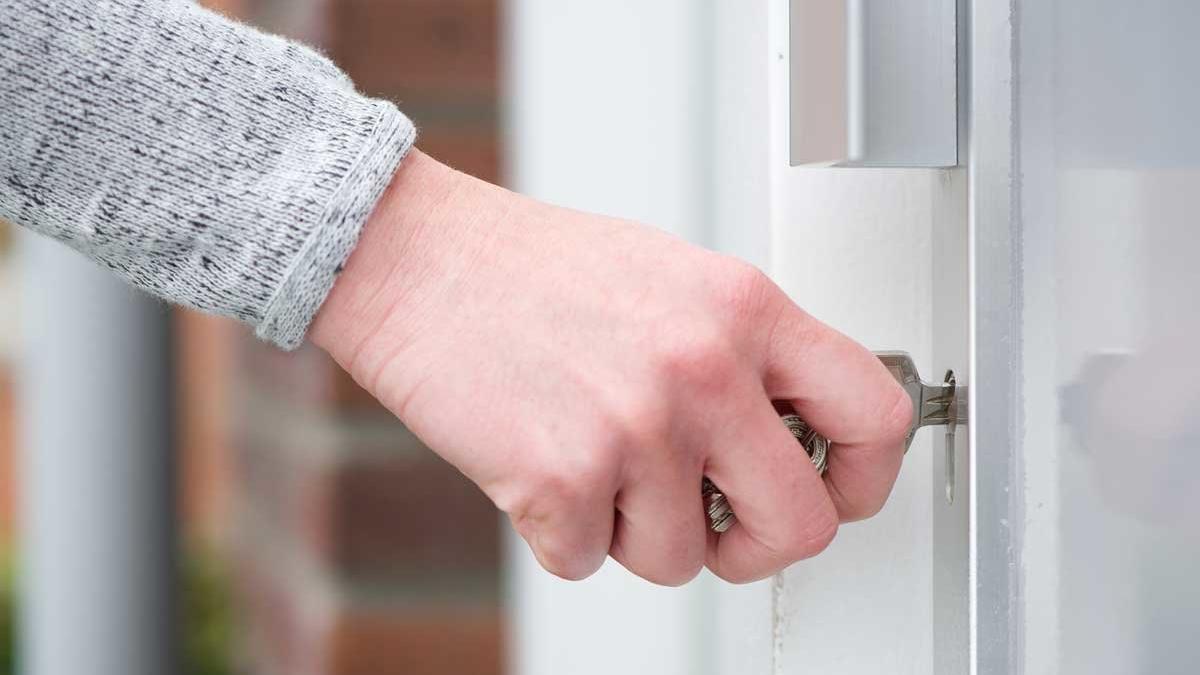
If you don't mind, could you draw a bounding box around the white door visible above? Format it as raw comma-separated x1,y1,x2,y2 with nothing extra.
709,1,969,673
507,1,1198,673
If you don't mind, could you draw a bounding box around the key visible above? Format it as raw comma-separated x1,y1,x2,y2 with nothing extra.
702,351,966,533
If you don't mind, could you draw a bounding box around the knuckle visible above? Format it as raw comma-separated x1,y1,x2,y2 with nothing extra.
644,562,704,588
715,260,776,317
626,546,705,587
705,558,746,584
839,495,886,523
780,508,840,561
707,566,743,585
711,261,786,342
512,515,606,582
535,535,600,578
539,546,600,581
491,483,534,522
649,548,707,587
652,331,738,393
799,514,840,558
531,461,599,507
610,392,672,448
568,449,618,495
706,554,768,585
521,437,618,504
501,466,597,528
675,556,707,586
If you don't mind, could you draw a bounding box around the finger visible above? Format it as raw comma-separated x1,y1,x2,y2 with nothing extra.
508,466,618,581
705,394,840,583
608,454,708,587
763,307,911,521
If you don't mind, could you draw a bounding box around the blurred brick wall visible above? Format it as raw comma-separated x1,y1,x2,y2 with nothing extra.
176,310,238,545
329,0,501,183
0,370,13,545
220,2,505,674
233,344,502,675
0,220,14,546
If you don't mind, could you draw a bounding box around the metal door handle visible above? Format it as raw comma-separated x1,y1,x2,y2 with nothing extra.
790,0,959,168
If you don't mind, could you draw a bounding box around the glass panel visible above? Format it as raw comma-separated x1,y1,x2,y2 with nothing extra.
1016,2,1200,672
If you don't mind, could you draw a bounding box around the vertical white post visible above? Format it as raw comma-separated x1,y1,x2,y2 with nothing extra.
16,233,175,675
504,2,717,674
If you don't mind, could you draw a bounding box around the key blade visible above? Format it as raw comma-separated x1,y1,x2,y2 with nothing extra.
875,351,964,451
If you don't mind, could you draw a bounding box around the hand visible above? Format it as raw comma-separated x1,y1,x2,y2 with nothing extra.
310,150,912,585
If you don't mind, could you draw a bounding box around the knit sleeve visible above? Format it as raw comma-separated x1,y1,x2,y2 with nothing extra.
0,0,416,349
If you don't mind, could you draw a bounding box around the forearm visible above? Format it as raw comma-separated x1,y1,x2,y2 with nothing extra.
0,0,415,348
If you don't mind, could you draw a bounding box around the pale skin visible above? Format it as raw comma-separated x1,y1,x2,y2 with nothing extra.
310,149,913,586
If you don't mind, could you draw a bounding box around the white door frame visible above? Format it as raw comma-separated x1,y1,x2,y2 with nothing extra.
966,0,1021,672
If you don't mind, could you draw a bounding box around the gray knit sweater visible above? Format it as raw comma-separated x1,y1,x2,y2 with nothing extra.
0,0,416,349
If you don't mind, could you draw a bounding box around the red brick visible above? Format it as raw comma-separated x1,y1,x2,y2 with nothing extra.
239,338,387,413
312,455,501,576
0,370,15,542
234,434,305,539
329,0,500,101
417,124,502,185
328,607,504,675
0,219,12,256
236,435,500,578
236,550,503,675
175,309,239,544
201,0,248,17
234,555,325,675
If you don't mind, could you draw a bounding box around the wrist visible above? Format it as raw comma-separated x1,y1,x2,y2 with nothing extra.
309,148,481,367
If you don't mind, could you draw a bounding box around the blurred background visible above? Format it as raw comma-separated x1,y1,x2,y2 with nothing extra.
6,2,1196,674
1,0,506,673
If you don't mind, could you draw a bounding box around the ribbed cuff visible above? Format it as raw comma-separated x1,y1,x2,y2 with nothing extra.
256,101,416,349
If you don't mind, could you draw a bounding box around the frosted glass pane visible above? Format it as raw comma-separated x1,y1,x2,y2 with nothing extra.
1016,2,1200,673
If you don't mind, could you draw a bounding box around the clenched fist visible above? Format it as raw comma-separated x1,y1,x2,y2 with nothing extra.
310,150,911,585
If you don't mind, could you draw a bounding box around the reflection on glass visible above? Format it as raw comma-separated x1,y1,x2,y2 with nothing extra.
1018,1,1200,672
